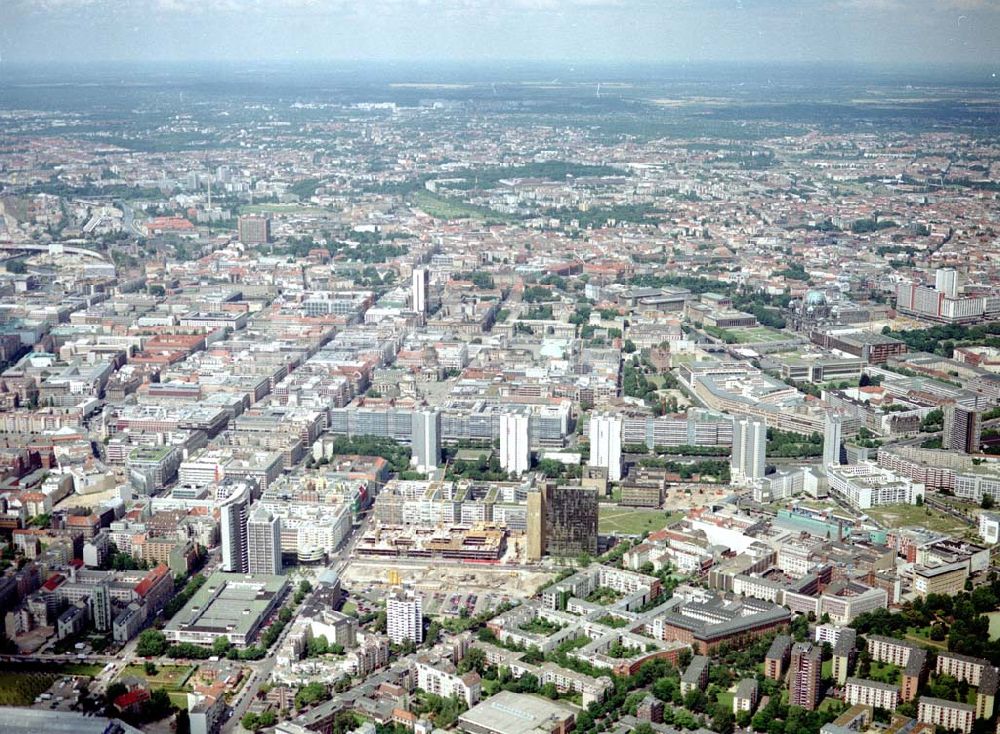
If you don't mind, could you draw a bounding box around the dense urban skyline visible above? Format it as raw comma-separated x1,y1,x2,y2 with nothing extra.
4,4,1000,734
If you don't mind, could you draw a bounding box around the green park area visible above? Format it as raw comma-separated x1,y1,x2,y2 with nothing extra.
0,669,59,706
865,504,970,536
988,612,1000,640
716,690,734,711
598,507,679,535
410,190,509,222
730,326,792,343
867,660,901,685
0,663,106,706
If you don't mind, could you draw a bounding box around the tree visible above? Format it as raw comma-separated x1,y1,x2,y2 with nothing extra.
212,637,232,656
106,682,127,703
295,681,330,709
712,706,735,734
259,710,277,728
136,629,168,657
684,688,707,713
144,661,157,676
307,635,330,657
458,647,488,675
983,494,995,510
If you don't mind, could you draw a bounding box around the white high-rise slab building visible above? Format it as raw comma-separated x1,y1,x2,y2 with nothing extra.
219,482,250,573
589,412,623,482
387,588,423,644
411,409,441,473
935,267,958,298
500,412,531,474
247,505,282,575
412,267,429,315
823,413,843,469
731,418,766,486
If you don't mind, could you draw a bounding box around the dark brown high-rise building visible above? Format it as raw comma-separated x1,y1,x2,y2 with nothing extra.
238,214,271,245
788,642,822,711
526,483,598,559
943,399,985,454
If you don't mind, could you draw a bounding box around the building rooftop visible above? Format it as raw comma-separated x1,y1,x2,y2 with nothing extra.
845,677,900,693
1,709,143,734
457,691,576,734
163,571,288,640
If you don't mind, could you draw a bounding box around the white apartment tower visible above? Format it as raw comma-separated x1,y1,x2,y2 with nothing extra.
247,505,282,575
500,412,531,475
412,267,429,316
732,418,766,486
387,588,423,645
823,413,843,469
219,482,250,573
411,409,442,473
589,412,623,482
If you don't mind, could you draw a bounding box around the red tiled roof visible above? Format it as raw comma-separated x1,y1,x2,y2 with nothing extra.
42,573,65,591
134,564,170,598
114,689,150,709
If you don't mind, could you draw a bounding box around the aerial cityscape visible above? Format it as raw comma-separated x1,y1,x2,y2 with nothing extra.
2,3,1000,734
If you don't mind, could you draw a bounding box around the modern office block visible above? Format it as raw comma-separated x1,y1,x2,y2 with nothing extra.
247,505,282,575
732,417,766,486
500,411,531,474
411,409,442,473
589,412,623,482
219,482,250,573
412,267,429,316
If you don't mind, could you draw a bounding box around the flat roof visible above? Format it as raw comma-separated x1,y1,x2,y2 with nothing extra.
458,691,575,734
1,710,143,734
164,571,287,639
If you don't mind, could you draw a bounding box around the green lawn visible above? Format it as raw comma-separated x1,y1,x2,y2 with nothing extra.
0,662,109,706
866,504,970,535
989,612,1000,640
716,691,734,711
599,507,679,535
821,659,833,680
341,601,358,616
868,660,901,685
410,190,509,222
0,670,58,706
730,326,791,344
818,697,846,715
905,626,948,650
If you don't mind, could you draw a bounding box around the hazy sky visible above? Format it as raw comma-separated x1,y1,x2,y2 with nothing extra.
3,0,999,66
